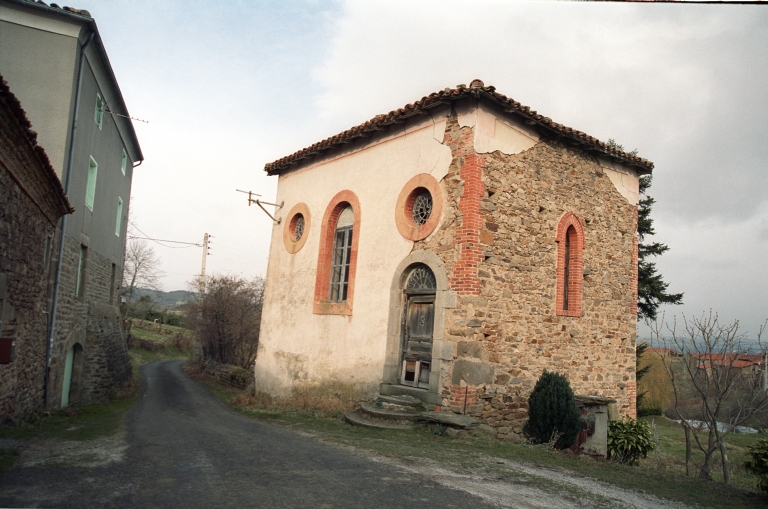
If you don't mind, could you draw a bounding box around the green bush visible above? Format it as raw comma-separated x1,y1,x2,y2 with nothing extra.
637,406,662,418
607,416,654,465
522,370,581,449
744,439,768,493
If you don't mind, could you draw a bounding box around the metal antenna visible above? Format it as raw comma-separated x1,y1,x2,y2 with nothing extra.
236,189,284,224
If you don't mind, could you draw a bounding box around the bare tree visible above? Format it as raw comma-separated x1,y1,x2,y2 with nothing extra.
188,274,264,369
649,311,768,482
122,239,162,308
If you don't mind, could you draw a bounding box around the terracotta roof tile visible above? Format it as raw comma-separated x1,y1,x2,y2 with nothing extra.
265,79,654,176
0,75,74,215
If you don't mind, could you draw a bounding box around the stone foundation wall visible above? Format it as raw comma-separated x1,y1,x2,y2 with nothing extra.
416,115,638,441
48,235,131,406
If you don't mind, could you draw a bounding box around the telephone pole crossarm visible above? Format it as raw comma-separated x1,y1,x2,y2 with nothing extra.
236,189,284,224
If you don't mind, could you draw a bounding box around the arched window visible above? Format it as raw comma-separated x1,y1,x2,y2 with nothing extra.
556,212,585,317
329,206,354,302
314,191,361,315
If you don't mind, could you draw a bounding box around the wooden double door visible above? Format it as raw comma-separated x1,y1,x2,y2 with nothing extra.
399,293,435,389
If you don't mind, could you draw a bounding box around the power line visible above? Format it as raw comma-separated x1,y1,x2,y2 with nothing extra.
128,221,202,249
128,236,202,247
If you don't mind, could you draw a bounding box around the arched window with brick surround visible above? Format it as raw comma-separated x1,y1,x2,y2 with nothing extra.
314,190,361,316
556,212,585,317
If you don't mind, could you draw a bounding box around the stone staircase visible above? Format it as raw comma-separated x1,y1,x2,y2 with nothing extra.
345,394,493,437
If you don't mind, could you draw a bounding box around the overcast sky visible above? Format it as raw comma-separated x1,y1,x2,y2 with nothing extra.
72,0,767,338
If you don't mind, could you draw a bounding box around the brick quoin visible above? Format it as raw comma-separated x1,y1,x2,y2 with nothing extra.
449,385,477,407
626,381,637,418
447,123,485,295
631,231,638,318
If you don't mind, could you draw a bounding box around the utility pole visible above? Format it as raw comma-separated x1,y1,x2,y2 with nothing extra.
200,233,209,294
194,233,210,363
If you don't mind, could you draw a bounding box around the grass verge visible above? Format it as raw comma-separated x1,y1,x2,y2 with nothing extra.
190,370,766,509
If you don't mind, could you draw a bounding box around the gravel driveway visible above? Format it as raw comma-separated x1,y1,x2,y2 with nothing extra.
0,360,496,508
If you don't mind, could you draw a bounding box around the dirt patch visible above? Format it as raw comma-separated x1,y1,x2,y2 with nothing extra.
6,431,128,469
342,448,693,509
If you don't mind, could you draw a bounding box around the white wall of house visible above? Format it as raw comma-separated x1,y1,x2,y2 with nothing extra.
256,110,454,395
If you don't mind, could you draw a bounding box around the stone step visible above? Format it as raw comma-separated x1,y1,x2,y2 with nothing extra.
415,411,480,429
360,401,421,422
377,394,424,410
344,409,415,430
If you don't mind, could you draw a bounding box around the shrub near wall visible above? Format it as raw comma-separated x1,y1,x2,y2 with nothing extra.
523,371,581,449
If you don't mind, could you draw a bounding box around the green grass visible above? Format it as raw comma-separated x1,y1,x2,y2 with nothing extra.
0,393,137,443
642,415,764,488
192,373,766,509
0,448,18,472
129,327,168,342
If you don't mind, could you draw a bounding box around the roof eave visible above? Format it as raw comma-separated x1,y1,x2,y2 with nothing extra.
5,0,144,163
264,85,654,176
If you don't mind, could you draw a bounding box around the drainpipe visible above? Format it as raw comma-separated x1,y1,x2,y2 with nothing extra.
44,31,95,409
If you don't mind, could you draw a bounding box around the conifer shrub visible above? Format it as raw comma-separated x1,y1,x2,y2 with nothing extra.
744,439,768,494
522,370,581,449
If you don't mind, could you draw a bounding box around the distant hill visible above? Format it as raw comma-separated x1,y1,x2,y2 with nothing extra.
132,288,196,309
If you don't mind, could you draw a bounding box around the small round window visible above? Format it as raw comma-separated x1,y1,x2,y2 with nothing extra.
411,190,432,226
292,214,305,241
283,203,310,254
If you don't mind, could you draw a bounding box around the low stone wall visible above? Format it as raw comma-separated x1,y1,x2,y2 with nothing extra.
130,319,180,336
201,359,254,390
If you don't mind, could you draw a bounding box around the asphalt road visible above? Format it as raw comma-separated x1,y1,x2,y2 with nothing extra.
0,360,497,508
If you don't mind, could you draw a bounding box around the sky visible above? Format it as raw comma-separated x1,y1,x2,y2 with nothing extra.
72,0,767,339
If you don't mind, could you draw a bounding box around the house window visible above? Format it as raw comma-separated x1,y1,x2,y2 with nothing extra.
121,149,127,176
76,245,88,297
109,263,116,304
328,206,353,302
85,157,98,211
115,197,123,237
395,173,443,241
556,212,585,317
95,93,104,129
313,191,361,315
283,203,311,254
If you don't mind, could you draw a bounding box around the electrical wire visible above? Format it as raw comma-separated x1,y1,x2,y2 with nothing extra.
128,221,203,249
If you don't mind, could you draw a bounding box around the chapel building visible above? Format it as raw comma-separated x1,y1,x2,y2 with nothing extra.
256,79,648,440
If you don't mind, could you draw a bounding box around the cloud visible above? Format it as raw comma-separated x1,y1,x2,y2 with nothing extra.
315,1,768,222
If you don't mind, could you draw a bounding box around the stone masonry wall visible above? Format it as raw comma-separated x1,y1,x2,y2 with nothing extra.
48,235,131,406
0,94,64,424
415,114,638,441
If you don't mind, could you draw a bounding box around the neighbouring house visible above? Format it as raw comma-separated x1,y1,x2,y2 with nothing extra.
0,76,73,423
256,79,648,441
695,353,765,381
0,0,143,410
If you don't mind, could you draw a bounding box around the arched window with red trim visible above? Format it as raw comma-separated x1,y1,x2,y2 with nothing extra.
314,191,361,315
556,212,585,317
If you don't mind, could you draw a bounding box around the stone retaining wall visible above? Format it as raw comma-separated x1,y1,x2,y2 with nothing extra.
202,359,254,390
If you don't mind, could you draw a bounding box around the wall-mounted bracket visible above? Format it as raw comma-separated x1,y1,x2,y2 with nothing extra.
236,189,284,224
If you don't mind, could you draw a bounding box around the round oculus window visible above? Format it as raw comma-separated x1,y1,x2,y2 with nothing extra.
411,190,432,226
293,214,305,241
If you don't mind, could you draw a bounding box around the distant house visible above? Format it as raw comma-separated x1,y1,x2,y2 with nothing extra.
0,0,143,410
0,76,73,423
648,347,681,358
256,79,651,441
694,353,764,380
